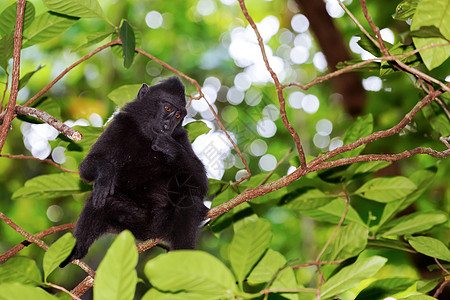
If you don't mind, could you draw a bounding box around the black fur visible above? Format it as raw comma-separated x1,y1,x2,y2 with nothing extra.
60,77,209,267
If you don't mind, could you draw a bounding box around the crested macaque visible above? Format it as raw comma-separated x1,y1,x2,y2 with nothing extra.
60,77,209,267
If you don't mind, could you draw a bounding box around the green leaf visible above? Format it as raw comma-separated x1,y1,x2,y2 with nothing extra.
341,114,373,158
19,65,44,90
107,84,141,108
416,278,441,293
229,218,272,283
394,0,419,21
380,43,421,76
94,230,138,300
42,0,107,21
71,31,113,52
322,223,369,262
119,19,135,69
367,238,416,253
411,25,448,40
417,279,441,294
381,211,448,236
0,33,14,71
185,121,211,143
142,289,219,300
283,188,338,211
300,198,366,226
408,236,450,261
0,283,58,300
247,249,298,300
145,251,238,298
336,59,381,72
398,295,437,300
12,173,87,201
43,233,76,281
355,277,415,300
0,257,42,285
0,1,35,37
355,176,417,202
411,0,450,70
422,101,450,136
320,256,387,299
23,12,78,48
72,125,103,151
357,35,382,57
347,161,391,177
377,167,437,231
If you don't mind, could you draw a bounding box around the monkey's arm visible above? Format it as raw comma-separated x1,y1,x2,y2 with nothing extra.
152,130,208,195
79,154,116,207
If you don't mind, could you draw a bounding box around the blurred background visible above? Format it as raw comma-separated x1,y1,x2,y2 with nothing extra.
0,0,449,298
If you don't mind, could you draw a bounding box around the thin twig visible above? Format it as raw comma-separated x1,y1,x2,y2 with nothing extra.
259,148,293,186
0,223,76,263
292,259,345,269
237,0,307,170
308,88,444,169
47,282,82,300
434,258,450,275
23,39,121,107
434,279,450,298
0,154,78,173
315,191,350,300
436,98,450,120
1,73,9,111
0,0,26,153
337,0,379,48
440,136,450,149
283,42,450,91
0,211,48,250
260,288,316,295
356,0,450,92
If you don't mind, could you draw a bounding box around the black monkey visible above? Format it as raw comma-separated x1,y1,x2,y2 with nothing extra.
60,77,209,267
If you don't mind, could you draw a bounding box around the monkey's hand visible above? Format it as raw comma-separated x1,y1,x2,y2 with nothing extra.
151,133,183,161
91,174,115,207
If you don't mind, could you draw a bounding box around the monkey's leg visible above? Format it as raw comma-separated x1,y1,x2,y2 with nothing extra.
60,199,109,267
169,196,208,250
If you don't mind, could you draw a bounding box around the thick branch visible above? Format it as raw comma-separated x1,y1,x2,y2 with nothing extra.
0,0,26,153
13,105,82,141
208,87,448,220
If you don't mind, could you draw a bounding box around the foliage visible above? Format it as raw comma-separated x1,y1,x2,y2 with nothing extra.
0,0,449,299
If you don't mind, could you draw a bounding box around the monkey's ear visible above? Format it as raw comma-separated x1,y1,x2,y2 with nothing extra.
138,83,149,99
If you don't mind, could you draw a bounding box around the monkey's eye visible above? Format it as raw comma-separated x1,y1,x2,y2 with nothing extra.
175,113,181,119
165,106,171,112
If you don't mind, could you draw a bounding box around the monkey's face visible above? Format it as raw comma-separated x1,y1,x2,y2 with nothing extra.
155,102,185,135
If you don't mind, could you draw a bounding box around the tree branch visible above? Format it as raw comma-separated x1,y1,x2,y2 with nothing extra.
0,0,26,153
0,153,78,173
11,105,82,141
23,39,121,107
0,223,76,263
237,0,307,170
